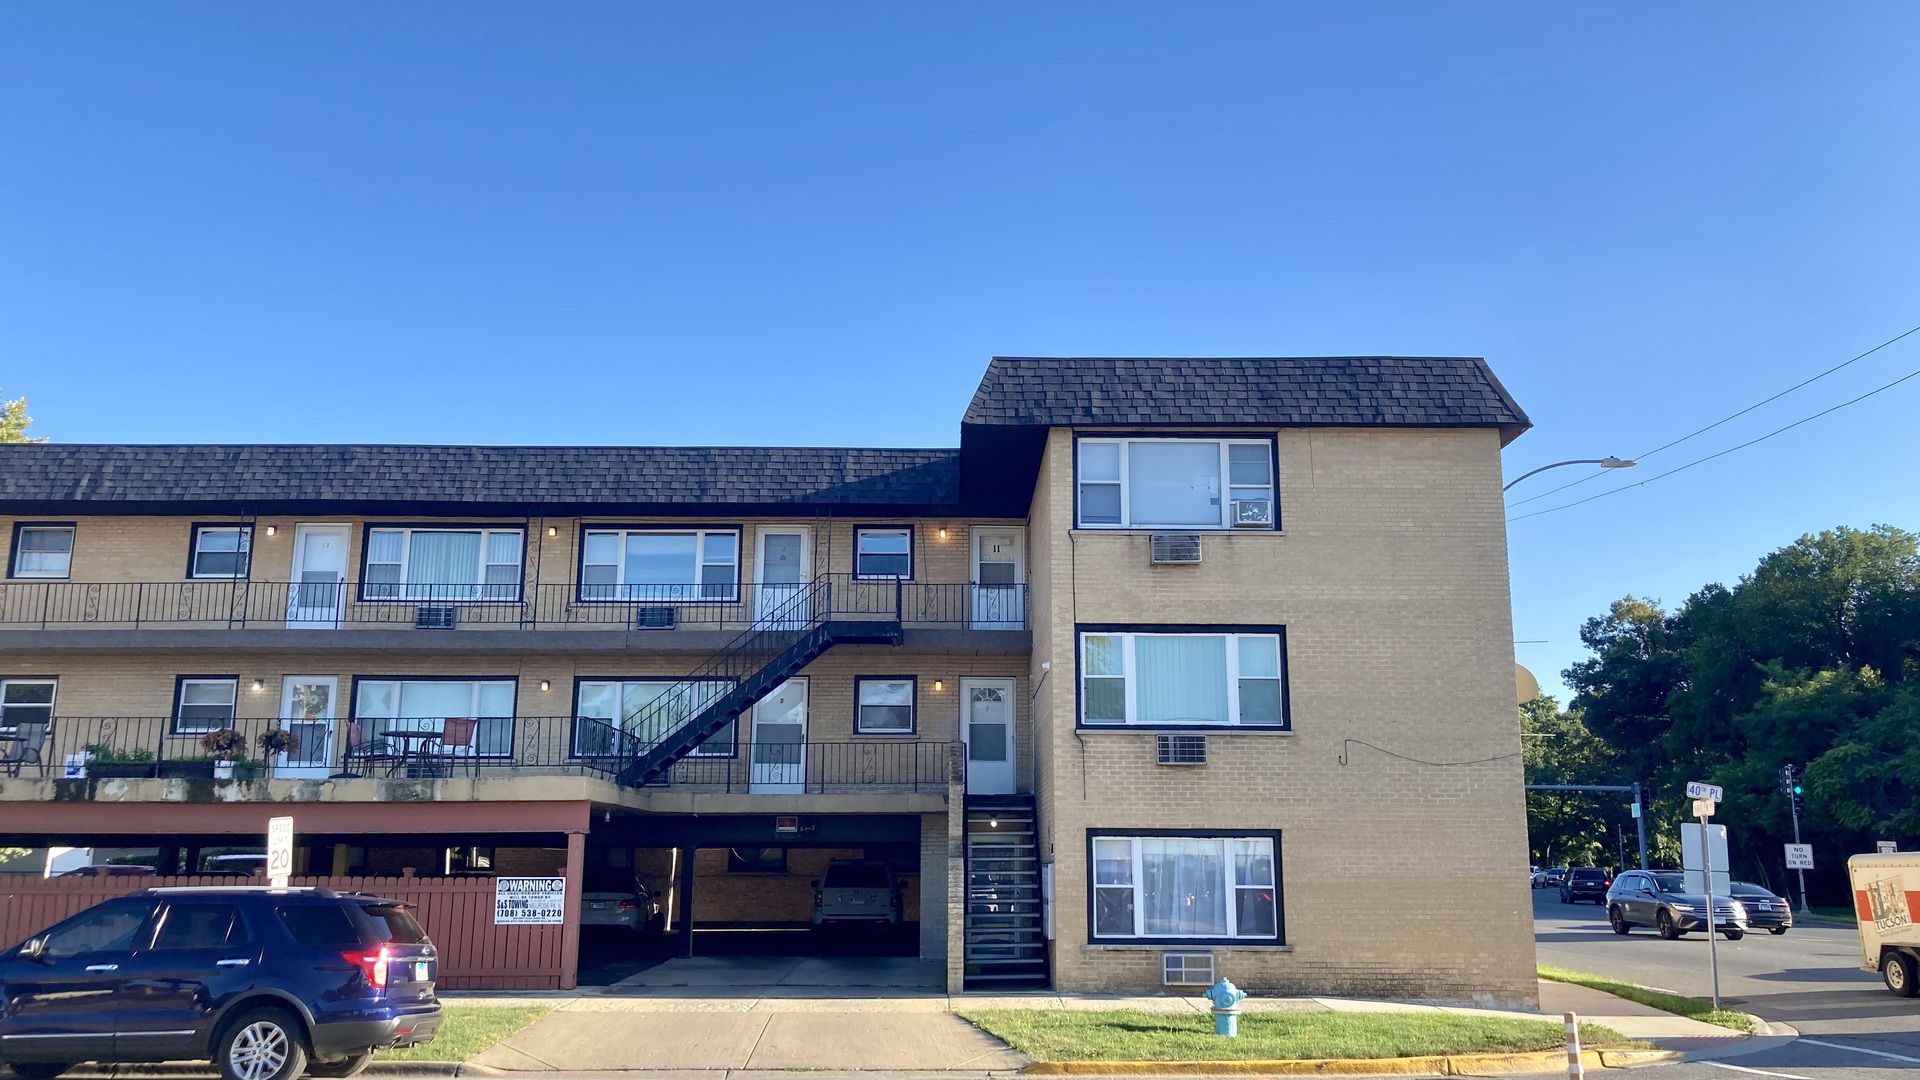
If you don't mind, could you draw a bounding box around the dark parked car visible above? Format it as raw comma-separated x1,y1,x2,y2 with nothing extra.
1729,881,1793,934
1559,867,1612,904
0,886,440,1080
1537,866,1570,890
1605,870,1749,940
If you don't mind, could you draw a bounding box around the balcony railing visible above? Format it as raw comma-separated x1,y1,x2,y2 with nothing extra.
0,575,1027,632
7,715,960,794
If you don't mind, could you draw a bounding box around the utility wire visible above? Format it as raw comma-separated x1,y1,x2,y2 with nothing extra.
1509,357,1920,523
1506,322,1920,510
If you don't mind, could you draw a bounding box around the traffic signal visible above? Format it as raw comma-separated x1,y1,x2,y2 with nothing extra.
1781,764,1805,815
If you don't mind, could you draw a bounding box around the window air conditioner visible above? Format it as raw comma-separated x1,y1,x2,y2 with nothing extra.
413,606,457,630
635,605,678,630
1150,533,1202,564
1232,499,1273,528
1163,952,1215,986
1156,734,1208,766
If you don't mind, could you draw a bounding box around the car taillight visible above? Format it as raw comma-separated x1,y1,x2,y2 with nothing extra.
342,945,391,989
617,900,639,910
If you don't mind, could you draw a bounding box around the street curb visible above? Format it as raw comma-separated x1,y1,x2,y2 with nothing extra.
60,1064,498,1078
1020,1049,1681,1076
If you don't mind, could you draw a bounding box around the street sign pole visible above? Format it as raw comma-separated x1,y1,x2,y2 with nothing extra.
1632,782,1648,872
1700,802,1720,1010
267,816,294,889
1788,784,1808,915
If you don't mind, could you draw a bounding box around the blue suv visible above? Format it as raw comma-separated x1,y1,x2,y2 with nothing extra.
0,887,440,1080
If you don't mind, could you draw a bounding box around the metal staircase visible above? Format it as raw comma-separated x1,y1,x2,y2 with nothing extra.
963,796,1049,988
614,576,902,787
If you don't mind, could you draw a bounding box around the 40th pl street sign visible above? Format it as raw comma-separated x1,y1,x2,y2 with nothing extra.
1686,781,1724,803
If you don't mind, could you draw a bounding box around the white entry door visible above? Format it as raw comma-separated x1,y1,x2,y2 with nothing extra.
287,525,350,629
755,528,810,628
961,678,1016,795
277,676,338,779
749,678,807,793
970,528,1025,629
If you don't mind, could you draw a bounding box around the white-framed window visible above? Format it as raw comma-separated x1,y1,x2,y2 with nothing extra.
1080,630,1286,728
854,527,912,579
363,528,524,602
189,525,252,579
574,678,735,757
579,529,740,602
11,525,74,579
173,677,238,735
353,679,515,757
0,678,55,737
1076,439,1276,529
1091,834,1280,941
855,677,915,734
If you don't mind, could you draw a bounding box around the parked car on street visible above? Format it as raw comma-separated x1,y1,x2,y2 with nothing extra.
0,886,440,1080
1728,882,1793,934
1559,867,1612,904
1537,866,1569,890
58,865,155,877
1606,870,1749,940
811,859,902,926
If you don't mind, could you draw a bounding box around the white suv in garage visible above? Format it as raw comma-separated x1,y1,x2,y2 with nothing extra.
811,860,901,925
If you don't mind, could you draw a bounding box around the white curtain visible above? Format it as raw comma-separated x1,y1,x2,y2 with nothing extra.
1137,636,1227,723
1140,839,1228,936
626,534,698,597
1128,442,1219,525
407,532,480,599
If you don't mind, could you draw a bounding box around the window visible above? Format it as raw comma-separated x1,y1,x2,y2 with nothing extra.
188,525,252,579
354,679,515,756
1079,629,1286,728
856,677,916,734
727,847,788,874
277,905,360,948
173,677,238,735
152,904,246,950
1076,439,1276,529
575,678,735,758
0,679,55,737
579,529,740,601
39,899,159,958
360,904,429,944
11,524,74,578
854,527,912,579
1090,834,1280,942
362,527,524,602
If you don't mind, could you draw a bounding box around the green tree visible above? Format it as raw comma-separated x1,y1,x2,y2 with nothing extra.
1521,694,1628,868
0,391,45,443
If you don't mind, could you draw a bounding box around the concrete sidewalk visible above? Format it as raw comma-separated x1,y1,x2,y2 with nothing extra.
451,978,1746,1073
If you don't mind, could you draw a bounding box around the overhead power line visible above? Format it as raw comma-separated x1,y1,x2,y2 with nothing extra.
1508,355,1920,524
1506,321,1920,510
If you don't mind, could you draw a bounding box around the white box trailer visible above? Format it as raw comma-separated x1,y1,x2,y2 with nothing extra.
1846,852,1920,996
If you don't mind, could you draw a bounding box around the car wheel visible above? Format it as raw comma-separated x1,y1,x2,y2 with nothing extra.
1724,929,1745,941
305,1052,374,1079
7,1064,74,1080
1885,951,1920,997
215,1007,308,1080
1657,909,1682,939
1609,906,1631,935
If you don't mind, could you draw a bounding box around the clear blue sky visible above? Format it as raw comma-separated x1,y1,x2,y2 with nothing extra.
3,4,1917,697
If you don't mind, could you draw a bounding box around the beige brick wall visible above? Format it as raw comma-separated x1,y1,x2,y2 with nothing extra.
1031,426,1537,1006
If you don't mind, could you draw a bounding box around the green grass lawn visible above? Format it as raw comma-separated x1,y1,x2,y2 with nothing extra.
958,1009,1638,1063
374,1006,550,1062
1538,965,1754,1032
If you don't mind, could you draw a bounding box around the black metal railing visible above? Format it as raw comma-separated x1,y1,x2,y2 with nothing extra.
0,576,1027,631
8,715,960,794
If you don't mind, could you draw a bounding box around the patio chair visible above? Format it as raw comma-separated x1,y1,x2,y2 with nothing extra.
435,717,480,779
335,719,398,779
1,720,48,778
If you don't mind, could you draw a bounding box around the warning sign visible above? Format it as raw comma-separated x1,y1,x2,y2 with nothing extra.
493,877,566,925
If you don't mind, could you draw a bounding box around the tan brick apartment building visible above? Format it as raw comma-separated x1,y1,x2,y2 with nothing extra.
0,356,1537,1004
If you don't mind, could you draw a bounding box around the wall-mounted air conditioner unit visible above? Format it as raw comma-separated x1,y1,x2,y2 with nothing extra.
1150,533,1202,564
414,606,457,630
635,606,678,630
1232,499,1273,528
1156,734,1208,766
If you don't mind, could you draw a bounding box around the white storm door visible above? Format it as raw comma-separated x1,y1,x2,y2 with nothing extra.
970,528,1025,629
755,529,810,628
287,525,350,629
749,678,807,793
961,678,1016,795
276,676,338,778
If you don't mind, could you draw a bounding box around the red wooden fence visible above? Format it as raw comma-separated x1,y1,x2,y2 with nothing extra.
0,875,567,990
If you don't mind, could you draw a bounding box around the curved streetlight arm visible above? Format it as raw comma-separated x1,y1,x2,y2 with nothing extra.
1503,457,1636,492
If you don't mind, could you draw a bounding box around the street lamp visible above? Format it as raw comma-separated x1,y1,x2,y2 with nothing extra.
1503,456,1636,492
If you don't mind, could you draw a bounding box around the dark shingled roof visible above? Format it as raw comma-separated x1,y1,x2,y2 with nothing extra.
0,444,960,514
963,356,1531,443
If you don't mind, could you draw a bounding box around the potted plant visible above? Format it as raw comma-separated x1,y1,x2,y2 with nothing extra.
81,743,159,779
258,727,302,762
200,729,245,779
158,756,218,780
